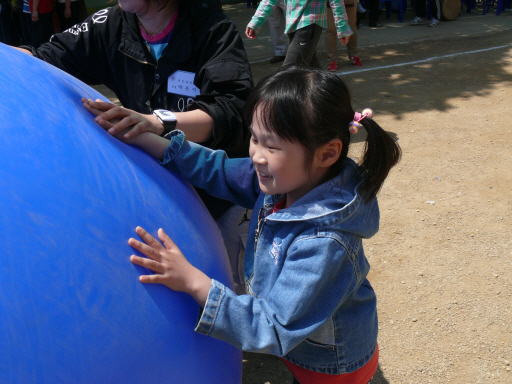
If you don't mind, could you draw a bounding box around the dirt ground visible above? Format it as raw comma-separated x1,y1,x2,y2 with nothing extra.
97,4,512,383
238,5,512,384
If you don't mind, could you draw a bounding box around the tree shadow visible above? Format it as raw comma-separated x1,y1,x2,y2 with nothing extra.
341,28,512,121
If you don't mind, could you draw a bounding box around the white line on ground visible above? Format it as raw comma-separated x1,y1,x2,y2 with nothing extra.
336,43,512,75
247,25,512,66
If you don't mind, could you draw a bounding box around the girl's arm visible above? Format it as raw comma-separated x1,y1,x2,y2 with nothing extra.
158,131,260,209
130,228,361,356
84,99,260,209
196,237,365,356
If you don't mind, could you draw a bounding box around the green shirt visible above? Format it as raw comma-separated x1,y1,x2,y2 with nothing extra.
248,0,352,38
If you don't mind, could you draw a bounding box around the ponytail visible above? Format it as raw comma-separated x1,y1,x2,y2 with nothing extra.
358,118,402,203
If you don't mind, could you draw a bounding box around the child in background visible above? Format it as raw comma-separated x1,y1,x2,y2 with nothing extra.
246,0,352,69
29,0,53,47
84,66,401,383
326,0,362,71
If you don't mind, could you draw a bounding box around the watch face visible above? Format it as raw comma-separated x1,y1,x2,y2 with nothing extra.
154,109,176,122
160,111,174,117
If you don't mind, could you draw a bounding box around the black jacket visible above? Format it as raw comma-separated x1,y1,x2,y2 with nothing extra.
25,0,254,219
27,0,253,159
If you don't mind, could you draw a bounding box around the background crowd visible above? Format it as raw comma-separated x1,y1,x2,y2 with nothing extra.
0,0,87,47
1,0,448,68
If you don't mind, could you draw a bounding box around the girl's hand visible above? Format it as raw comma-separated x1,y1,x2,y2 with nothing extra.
245,27,257,40
82,99,165,139
339,36,350,45
129,227,212,307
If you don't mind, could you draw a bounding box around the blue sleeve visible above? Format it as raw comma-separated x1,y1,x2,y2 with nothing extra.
194,237,360,356
160,131,260,209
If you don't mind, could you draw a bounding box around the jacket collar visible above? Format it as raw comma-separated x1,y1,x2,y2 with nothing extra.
262,158,380,238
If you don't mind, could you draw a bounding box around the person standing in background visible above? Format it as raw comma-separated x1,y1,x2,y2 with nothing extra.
325,0,361,71
0,0,13,44
409,0,441,27
246,0,352,69
267,0,286,64
55,0,87,32
19,0,31,44
366,0,383,28
30,0,54,47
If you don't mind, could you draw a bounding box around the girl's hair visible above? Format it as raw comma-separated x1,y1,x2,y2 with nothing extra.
243,66,402,203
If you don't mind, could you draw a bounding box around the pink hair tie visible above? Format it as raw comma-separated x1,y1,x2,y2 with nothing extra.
349,108,374,134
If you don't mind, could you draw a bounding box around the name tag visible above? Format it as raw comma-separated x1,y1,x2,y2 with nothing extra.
167,71,200,98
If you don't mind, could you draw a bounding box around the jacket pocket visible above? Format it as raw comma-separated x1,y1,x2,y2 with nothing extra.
305,318,336,347
303,338,336,351
286,338,339,372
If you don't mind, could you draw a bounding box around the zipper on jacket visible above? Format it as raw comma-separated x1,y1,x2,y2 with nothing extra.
254,206,269,253
118,46,157,67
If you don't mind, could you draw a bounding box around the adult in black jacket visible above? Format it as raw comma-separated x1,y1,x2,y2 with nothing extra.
16,0,253,291
18,0,252,160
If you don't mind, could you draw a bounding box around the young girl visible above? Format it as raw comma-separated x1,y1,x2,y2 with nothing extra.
85,66,401,383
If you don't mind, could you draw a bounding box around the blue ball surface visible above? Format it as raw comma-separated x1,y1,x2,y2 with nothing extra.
0,43,241,384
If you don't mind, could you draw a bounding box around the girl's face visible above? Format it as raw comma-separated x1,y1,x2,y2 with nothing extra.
249,112,324,208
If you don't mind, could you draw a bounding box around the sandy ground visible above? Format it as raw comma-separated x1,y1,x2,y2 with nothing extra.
96,3,512,383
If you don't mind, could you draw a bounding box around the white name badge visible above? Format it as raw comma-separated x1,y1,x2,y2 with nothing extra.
167,71,200,98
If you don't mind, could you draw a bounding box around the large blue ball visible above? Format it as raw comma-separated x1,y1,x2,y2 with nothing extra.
0,43,241,384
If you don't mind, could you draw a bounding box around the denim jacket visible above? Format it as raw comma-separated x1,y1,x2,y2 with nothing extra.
161,131,379,374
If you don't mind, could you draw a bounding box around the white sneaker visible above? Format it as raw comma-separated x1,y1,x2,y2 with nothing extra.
428,18,440,27
410,16,427,25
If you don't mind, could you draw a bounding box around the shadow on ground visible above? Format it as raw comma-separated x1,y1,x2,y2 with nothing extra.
242,352,391,384
341,30,512,121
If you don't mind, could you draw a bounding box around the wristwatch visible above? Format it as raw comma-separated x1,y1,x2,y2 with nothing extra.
153,109,177,136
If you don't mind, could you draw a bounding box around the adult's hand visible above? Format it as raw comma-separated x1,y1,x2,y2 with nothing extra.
13,47,33,55
339,36,350,45
83,98,119,130
82,99,164,139
31,10,39,22
245,27,257,40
